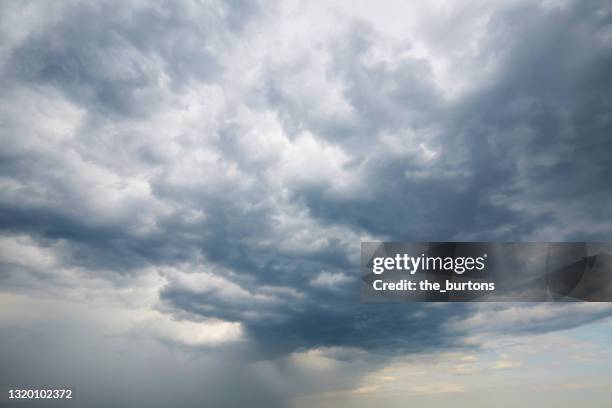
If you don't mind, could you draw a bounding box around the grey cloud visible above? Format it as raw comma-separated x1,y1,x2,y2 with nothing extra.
0,318,286,408
1,0,611,350
1,1,612,406
3,0,260,116
270,1,612,242
456,303,612,336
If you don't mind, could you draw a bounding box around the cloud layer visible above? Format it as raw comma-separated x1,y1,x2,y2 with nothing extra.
1,0,612,406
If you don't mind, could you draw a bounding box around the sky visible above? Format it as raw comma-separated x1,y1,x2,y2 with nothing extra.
1,0,612,406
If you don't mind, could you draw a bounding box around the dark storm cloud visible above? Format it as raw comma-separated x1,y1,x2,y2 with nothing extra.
2,0,261,116
1,1,612,393
266,21,443,143
0,0,267,272
270,0,612,242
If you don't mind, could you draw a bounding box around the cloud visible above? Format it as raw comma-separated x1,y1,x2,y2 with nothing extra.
1,0,612,406
310,271,353,289
451,303,612,336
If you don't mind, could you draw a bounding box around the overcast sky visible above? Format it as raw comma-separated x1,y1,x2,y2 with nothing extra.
1,0,612,407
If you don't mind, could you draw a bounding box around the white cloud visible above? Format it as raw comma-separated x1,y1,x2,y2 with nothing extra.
310,271,353,289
